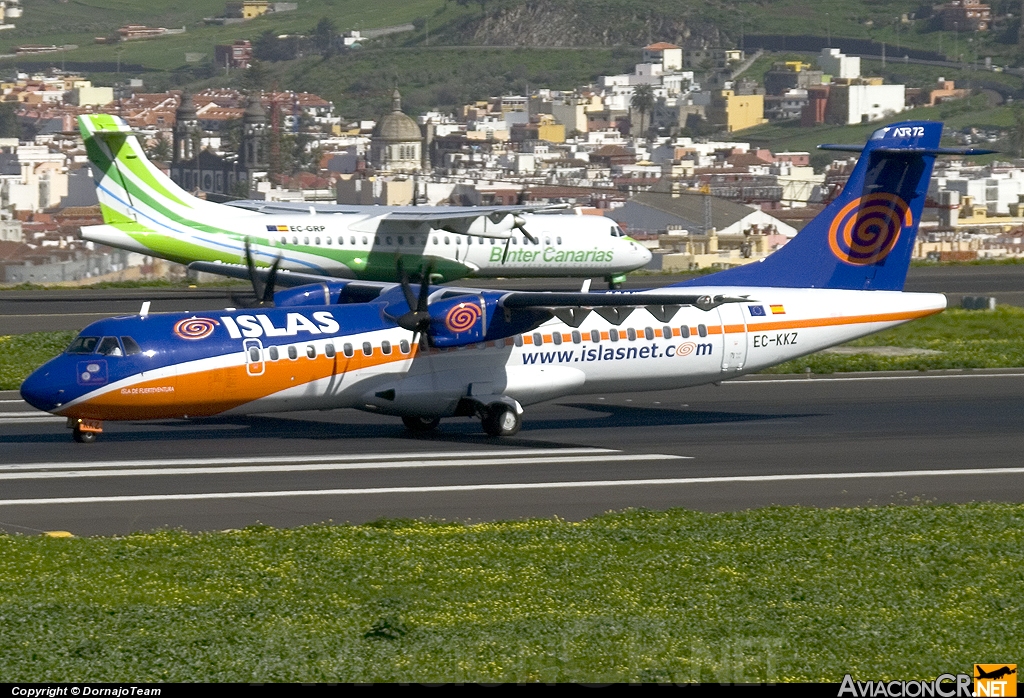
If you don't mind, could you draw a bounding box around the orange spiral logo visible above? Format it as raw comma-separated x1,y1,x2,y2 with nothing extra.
676,342,696,356
174,317,219,340
444,302,482,333
828,193,912,266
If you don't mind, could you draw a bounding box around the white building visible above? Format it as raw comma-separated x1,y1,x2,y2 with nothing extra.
818,48,861,79
0,145,68,212
933,173,1024,215
642,42,683,72
827,84,905,125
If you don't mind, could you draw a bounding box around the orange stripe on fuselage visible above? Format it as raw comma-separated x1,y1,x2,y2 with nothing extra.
745,307,940,332
63,344,419,420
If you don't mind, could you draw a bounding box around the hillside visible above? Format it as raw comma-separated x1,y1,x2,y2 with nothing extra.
3,0,1013,75
2,0,1022,122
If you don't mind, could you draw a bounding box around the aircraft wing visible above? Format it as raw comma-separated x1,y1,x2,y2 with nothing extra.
187,261,390,294
497,291,746,311
224,200,569,239
495,290,749,325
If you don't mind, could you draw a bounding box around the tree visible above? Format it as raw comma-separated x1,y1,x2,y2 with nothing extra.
312,16,337,57
241,59,270,92
631,84,655,137
1009,106,1024,159
0,102,19,139
146,133,171,162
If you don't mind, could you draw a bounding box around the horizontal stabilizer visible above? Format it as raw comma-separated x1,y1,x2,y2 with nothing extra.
819,143,996,156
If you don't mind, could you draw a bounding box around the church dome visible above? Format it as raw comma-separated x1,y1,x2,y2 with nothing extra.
372,90,421,142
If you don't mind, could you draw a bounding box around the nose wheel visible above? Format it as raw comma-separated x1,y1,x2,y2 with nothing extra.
72,426,98,443
68,417,102,443
482,403,522,437
606,273,627,290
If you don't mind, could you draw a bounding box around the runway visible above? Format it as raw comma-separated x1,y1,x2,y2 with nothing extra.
3,264,1024,333
2,370,1023,536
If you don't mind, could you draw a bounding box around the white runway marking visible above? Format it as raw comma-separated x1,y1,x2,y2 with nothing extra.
731,372,1024,384
1,466,1022,506
0,447,615,472
0,453,686,481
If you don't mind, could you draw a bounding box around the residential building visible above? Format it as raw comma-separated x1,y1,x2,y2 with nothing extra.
707,90,766,133
214,40,253,69
941,0,991,31
825,83,905,125
642,42,683,72
818,48,860,79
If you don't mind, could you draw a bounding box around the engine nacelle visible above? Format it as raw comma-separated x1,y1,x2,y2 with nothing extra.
438,213,522,238
428,296,488,347
273,281,350,307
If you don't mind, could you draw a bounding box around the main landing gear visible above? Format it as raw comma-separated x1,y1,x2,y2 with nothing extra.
68,417,102,443
482,402,522,437
402,398,525,437
402,415,441,433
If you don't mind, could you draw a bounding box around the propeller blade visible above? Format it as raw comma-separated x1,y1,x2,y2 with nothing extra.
417,261,433,313
501,238,511,264
510,214,539,245
396,257,418,311
243,238,263,301
261,253,282,306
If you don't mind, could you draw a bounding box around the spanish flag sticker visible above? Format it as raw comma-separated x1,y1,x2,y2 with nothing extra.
770,305,786,314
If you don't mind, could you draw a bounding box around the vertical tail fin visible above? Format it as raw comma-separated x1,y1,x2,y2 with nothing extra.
78,114,220,230
677,121,947,291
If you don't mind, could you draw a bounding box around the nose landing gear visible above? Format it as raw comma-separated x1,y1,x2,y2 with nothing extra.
68,417,102,443
606,273,627,290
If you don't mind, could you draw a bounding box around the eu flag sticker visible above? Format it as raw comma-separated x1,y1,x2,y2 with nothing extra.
266,225,278,232
747,305,766,317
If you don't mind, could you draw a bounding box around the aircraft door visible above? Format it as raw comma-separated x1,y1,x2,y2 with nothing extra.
244,338,265,376
716,303,747,372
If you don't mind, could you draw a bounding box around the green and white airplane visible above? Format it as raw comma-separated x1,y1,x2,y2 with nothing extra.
78,114,652,284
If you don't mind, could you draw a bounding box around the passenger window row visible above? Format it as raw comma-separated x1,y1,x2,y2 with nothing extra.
272,234,566,249
513,325,708,347
263,339,412,362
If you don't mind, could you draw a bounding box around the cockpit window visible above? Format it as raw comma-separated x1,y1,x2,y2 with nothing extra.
120,336,142,356
97,336,123,357
66,336,99,354
610,225,624,238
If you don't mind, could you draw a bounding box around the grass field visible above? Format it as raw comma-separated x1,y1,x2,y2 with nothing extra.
0,331,76,391
3,307,1023,390
0,504,1021,681
765,306,1024,374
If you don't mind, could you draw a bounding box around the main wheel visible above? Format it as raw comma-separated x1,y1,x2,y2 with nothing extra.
72,427,97,444
482,404,522,437
402,415,441,433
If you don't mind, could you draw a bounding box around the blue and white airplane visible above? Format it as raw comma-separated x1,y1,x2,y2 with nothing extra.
22,122,981,442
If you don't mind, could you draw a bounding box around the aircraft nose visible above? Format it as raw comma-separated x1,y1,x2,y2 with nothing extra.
20,364,64,413
637,244,653,266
